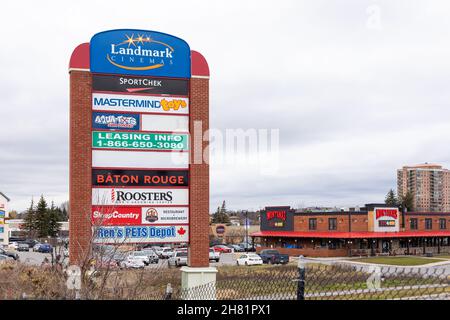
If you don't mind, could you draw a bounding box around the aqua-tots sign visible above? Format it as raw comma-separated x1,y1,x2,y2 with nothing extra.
90,29,191,78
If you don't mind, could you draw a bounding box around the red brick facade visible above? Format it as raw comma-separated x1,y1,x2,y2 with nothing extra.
188,77,210,267
253,207,450,257
69,71,92,265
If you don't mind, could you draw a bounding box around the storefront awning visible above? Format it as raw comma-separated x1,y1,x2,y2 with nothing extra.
251,231,450,239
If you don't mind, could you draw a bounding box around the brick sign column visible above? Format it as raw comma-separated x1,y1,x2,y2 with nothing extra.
69,34,210,270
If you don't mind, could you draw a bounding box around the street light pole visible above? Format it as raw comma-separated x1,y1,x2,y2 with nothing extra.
244,210,248,252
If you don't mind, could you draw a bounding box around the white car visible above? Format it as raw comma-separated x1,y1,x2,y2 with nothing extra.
129,251,150,265
236,254,263,266
168,251,188,267
8,242,18,250
119,255,145,269
209,248,220,262
159,247,174,259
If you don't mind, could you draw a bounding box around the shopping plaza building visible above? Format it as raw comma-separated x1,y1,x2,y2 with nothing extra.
251,204,450,257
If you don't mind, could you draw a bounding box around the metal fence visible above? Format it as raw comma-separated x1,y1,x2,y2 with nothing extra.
178,261,450,300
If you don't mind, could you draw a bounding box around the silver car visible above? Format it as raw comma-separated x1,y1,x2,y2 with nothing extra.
168,251,188,267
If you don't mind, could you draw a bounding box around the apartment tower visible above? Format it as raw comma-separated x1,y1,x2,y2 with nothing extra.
397,163,450,212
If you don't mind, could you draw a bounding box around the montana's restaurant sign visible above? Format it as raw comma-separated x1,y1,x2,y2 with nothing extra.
260,206,294,231
90,29,191,78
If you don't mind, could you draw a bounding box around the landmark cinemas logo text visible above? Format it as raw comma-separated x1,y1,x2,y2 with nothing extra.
107,34,174,71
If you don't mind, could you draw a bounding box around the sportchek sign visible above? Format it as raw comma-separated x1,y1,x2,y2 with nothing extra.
91,206,189,226
92,131,189,151
92,74,189,95
93,225,189,244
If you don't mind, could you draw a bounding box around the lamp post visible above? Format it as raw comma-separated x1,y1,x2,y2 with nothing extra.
243,210,249,252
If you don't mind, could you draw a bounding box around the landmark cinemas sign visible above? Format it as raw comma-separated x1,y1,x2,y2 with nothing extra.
90,29,191,78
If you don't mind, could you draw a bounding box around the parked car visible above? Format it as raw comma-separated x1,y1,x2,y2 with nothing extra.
227,244,244,252
37,244,53,253
213,245,232,253
238,243,256,252
23,239,39,248
33,243,42,252
18,243,30,252
129,251,150,265
119,255,145,269
8,242,19,250
258,249,289,265
141,249,159,264
112,252,127,265
159,247,174,259
0,248,19,260
91,256,119,270
209,248,220,262
237,253,263,266
168,251,188,267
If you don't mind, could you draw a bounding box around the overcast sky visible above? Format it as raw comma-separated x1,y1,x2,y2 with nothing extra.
1,1,450,212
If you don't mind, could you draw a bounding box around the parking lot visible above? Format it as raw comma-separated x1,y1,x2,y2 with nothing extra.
15,249,223,269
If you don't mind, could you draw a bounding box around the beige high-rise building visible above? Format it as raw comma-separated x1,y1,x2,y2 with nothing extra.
397,163,450,212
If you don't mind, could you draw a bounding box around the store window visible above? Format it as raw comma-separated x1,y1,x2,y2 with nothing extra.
329,218,337,230
410,218,418,230
309,218,317,230
425,218,432,230
439,218,446,230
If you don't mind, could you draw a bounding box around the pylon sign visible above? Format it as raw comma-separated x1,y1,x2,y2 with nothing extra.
89,29,191,244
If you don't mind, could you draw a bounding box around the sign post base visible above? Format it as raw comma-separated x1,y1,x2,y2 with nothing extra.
180,266,218,300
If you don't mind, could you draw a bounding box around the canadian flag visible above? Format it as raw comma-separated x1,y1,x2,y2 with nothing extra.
177,227,186,235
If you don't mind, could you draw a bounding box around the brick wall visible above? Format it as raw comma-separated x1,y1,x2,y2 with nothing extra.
188,77,210,267
404,213,450,231
69,70,92,265
293,214,368,233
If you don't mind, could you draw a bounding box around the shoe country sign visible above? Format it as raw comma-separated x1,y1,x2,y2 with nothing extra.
91,206,189,226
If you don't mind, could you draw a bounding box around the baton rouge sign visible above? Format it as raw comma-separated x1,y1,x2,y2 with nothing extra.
90,29,191,78
92,169,188,187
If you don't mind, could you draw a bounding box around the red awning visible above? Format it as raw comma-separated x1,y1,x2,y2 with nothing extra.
251,231,450,239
